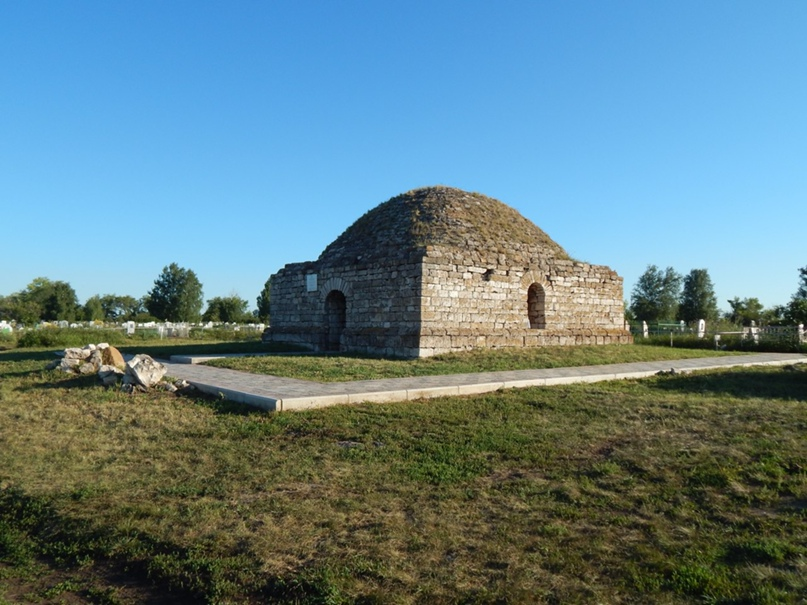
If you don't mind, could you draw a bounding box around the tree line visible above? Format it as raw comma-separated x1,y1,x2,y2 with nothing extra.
628,264,807,326
0,263,273,325
4,262,805,328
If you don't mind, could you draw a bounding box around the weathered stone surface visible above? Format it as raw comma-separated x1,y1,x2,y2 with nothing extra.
79,362,98,375
266,186,632,357
125,354,166,388
88,349,103,370
63,347,91,360
58,358,82,372
101,346,126,369
100,374,119,387
98,365,124,386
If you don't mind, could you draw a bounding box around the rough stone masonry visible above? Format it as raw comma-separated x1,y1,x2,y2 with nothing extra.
265,186,632,358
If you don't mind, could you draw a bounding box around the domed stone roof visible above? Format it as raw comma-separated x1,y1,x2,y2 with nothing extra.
317,186,569,267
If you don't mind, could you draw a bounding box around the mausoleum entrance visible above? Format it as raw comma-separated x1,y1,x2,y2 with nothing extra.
325,290,346,351
527,283,546,329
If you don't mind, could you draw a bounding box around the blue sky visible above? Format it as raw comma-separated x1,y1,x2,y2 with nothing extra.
2,1,805,313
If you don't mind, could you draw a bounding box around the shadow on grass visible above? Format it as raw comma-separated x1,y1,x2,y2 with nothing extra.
0,485,362,604
649,365,807,402
31,374,101,390
0,486,262,604
16,367,266,419
1,342,304,362
0,349,60,363
189,392,267,416
117,341,304,358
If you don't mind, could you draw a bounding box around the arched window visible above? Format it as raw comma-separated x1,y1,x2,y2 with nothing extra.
324,290,346,351
527,283,546,329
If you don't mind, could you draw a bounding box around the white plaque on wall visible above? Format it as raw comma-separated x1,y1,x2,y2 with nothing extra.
306,274,318,292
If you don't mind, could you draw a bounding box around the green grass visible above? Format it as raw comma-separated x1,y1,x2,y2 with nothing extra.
117,338,302,360
1,345,806,603
637,333,807,354
204,344,748,381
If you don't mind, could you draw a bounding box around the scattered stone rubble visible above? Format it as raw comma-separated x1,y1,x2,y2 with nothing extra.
47,343,195,395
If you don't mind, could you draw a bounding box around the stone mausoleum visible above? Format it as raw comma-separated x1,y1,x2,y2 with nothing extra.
265,186,631,358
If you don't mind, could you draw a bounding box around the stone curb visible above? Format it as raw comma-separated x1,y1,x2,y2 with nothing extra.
161,353,807,412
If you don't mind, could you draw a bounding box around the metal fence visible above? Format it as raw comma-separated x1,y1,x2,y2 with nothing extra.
0,320,267,339
629,321,805,345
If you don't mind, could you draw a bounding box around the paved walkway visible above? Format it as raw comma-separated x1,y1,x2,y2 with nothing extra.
158,352,807,412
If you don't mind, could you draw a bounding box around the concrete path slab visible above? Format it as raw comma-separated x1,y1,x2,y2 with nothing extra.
159,352,807,412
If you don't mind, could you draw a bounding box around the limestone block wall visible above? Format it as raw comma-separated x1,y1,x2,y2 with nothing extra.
414,248,630,357
267,249,631,358
265,260,425,356
263,262,321,349
536,261,626,331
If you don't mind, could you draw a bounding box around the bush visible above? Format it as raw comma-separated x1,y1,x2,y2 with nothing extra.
188,327,262,342
0,330,16,350
636,332,806,354
732,338,807,354
637,334,715,350
15,328,128,349
13,325,265,349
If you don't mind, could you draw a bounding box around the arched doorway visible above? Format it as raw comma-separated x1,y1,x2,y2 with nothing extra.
527,283,546,329
324,290,346,351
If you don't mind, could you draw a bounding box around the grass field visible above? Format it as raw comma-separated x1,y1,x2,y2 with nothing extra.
1,344,805,604
203,344,747,382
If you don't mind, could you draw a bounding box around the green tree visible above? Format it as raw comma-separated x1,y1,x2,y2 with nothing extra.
784,299,807,325
132,297,157,323
0,295,20,322
145,263,203,322
0,293,39,325
783,265,807,325
83,295,105,321
18,277,79,322
725,297,765,326
202,295,250,323
677,269,718,323
99,294,141,321
796,265,807,299
629,265,682,321
256,278,271,322
761,305,785,325
623,300,635,323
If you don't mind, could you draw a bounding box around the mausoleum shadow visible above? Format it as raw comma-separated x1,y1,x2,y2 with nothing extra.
646,365,807,402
